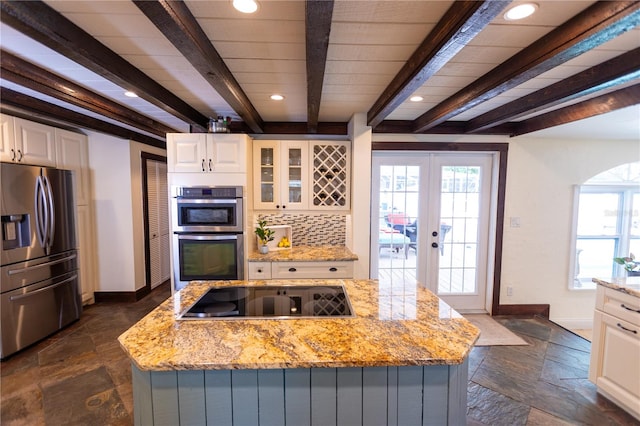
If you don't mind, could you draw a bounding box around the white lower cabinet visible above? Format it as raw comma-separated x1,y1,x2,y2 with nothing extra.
589,286,640,420
248,261,354,280
248,262,272,280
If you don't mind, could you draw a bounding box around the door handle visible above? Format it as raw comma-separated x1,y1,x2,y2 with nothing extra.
617,323,638,334
9,274,78,301
201,159,206,171
209,159,212,171
17,149,23,161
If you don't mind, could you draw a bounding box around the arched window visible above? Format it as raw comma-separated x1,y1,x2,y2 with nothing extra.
571,162,640,289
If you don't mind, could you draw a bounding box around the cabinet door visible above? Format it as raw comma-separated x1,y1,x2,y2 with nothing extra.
76,204,95,304
56,129,90,206
253,140,281,209
14,117,56,166
310,141,350,210
208,134,247,173
167,133,207,173
281,141,309,210
591,310,640,417
0,114,16,163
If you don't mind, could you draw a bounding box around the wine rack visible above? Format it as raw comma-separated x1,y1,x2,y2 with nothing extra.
312,142,350,208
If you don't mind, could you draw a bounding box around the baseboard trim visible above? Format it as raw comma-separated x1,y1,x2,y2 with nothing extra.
495,304,550,317
94,286,151,303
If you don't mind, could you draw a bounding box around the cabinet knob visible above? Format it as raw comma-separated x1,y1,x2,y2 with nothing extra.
257,268,262,273
432,242,439,248
288,267,297,272
329,267,338,272
432,231,438,237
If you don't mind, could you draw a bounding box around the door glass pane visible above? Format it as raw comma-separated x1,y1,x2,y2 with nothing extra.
260,147,275,203
377,165,419,292
439,166,481,295
288,148,302,203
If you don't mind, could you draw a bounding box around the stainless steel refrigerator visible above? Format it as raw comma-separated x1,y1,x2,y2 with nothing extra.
1,162,81,358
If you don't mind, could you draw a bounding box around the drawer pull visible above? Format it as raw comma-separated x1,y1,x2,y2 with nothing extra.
257,269,262,273
329,267,338,272
288,267,297,272
621,303,640,314
617,323,638,334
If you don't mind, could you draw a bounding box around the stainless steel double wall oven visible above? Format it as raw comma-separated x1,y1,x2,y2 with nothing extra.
172,186,244,290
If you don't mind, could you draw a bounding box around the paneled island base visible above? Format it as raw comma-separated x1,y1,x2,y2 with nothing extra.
131,362,468,426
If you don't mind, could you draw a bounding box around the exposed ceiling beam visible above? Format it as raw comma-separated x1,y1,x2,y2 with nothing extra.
305,0,334,134
467,47,640,132
133,0,264,134
366,0,511,129
0,0,207,133
0,88,166,148
412,0,640,133
511,83,640,136
0,50,179,138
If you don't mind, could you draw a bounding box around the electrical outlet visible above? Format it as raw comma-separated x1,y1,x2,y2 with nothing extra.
507,286,513,296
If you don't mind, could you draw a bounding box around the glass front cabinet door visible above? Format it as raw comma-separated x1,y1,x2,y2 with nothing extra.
253,140,308,210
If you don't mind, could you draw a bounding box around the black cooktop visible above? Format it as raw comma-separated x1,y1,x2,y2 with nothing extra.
178,285,354,319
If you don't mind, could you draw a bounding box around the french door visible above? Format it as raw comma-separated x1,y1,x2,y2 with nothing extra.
371,152,495,312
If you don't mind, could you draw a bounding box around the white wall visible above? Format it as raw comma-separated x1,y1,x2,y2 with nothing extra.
502,136,640,328
87,131,136,292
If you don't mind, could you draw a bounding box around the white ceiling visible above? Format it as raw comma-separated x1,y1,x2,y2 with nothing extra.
0,0,638,140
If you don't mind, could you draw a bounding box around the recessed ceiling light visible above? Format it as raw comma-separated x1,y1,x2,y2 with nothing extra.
410,96,423,102
233,0,258,14
270,94,284,101
124,91,138,98
504,3,538,21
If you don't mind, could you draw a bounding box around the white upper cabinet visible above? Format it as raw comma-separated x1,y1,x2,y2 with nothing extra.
55,129,90,206
253,140,351,211
1,116,56,167
253,140,309,210
0,114,16,163
167,133,248,173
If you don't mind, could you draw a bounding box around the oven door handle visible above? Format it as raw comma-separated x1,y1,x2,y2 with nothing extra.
175,233,239,241
175,198,238,205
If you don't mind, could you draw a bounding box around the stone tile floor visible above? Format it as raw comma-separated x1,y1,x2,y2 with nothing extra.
1,282,638,425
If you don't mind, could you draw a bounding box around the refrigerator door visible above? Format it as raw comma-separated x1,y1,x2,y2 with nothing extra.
1,163,76,267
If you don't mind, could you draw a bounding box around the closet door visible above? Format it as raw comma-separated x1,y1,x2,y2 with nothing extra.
147,159,170,289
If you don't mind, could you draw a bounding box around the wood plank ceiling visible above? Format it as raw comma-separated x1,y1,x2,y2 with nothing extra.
0,0,639,147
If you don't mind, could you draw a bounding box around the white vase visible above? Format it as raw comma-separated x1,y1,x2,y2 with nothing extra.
259,245,269,254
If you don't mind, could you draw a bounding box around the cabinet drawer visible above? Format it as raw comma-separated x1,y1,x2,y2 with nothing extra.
597,287,640,327
248,262,272,280
271,261,354,279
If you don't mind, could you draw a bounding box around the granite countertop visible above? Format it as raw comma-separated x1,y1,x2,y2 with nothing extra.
247,245,358,262
592,276,640,298
118,279,479,371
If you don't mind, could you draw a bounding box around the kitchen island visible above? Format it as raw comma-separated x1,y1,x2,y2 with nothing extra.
118,279,479,425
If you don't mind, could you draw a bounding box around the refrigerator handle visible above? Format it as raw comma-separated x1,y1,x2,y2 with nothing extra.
43,175,55,251
34,175,47,249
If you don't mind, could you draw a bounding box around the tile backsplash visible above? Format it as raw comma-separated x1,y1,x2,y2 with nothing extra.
255,213,346,246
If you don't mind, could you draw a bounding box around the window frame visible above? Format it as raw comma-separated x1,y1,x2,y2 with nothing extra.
570,183,639,290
